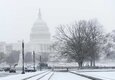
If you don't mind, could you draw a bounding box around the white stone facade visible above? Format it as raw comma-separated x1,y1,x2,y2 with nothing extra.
29,9,52,53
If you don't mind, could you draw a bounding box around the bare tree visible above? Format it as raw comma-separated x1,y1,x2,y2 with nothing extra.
54,19,104,68
84,20,103,66
54,21,87,68
5,50,20,68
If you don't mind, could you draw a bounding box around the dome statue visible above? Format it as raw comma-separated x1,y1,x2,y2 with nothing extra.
30,9,51,44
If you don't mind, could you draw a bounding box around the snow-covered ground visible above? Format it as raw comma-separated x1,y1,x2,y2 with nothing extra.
0,71,90,80
50,72,90,80
72,69,115,80
72,69,115,72
0,71,21,77
96,60,115,67
0,71,46,80
1,69,115,80
79,72,115,80
27,71,52,80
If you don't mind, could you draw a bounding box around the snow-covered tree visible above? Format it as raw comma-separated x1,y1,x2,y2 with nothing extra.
102,30,115,59
54,19,104,68
5,50,20,67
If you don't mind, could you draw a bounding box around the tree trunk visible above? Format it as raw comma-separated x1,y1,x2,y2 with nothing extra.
90,59,95,67
90,60,93,67
78,61,83,69
93,59,95,67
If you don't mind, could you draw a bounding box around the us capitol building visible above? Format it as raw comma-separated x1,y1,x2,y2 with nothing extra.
0,9,54,65
27,9,52,53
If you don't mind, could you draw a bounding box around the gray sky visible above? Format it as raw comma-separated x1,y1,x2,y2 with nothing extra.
0,0,115,43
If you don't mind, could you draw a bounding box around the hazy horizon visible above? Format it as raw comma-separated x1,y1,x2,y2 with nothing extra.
0,0,115,43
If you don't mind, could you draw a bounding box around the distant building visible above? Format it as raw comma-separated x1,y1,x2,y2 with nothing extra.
10,9,52,54
0,9,55,66
18,9,54,66
29,9,52,53
0,42,13,54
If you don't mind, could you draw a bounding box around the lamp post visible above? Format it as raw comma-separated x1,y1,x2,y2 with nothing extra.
21,41,25,74
33,51,36,71
39,55,42,71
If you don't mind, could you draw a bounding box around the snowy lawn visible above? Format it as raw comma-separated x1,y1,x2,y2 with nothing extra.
2,69,115,80
79,72,115,80
0,71,20,77
0,71,47,80
73,69,115,72
72,69,115,80
0,71,91,80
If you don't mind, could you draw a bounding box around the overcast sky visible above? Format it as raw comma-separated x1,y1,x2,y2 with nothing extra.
0,0,115,43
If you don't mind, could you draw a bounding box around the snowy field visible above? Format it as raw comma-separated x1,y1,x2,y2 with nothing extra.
71,69,115,80
0,71,46,80
79,72,115,80
0,70,90,80
0,69,115,80
0,71,21,77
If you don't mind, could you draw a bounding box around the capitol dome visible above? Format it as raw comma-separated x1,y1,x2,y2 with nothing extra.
30,9,51,44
